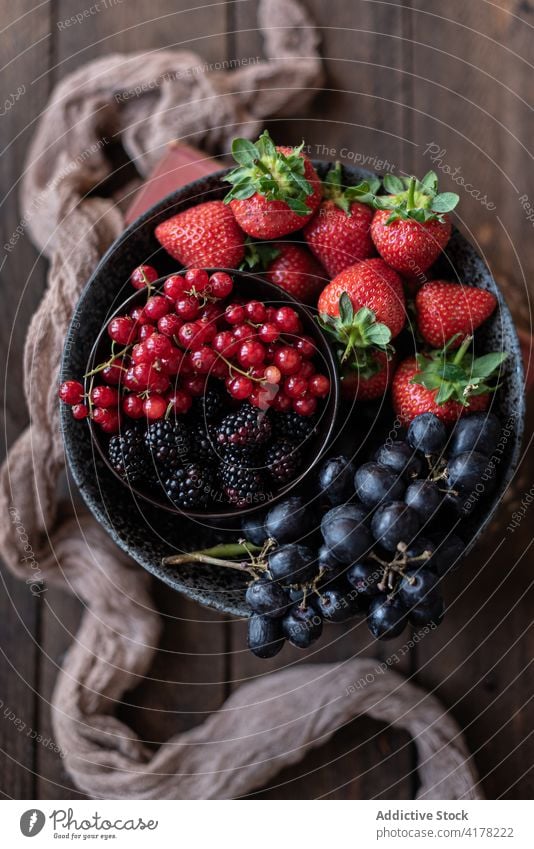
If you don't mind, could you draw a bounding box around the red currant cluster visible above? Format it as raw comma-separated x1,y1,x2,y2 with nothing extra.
59,266,330,433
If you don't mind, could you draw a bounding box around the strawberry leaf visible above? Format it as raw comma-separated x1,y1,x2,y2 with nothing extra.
469,352,507,379
231,138,258,166
420,171,439,194
339,292,354,324
383,174,404,194
432,192,460,213
410,341,508,407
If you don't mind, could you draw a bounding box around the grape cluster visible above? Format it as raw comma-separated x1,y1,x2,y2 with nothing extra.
240,410,502,657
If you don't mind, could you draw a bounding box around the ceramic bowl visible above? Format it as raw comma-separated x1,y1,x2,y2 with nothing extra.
60,162,525,616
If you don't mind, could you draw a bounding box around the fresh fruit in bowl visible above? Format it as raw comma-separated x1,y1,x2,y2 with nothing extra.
59,267,337,517
60,129,524,640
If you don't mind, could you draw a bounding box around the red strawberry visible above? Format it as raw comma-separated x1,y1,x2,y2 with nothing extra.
303,163,377,276
242,241,326,304
317,258,405,338
155,201,245,268
223,131,322,239
340,351,396,401
415,280,497,349
370,172,458,275
392,340,507,424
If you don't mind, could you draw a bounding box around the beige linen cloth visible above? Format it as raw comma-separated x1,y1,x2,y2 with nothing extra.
0,0,482,799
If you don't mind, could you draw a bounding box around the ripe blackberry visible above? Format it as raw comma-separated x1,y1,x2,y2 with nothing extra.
265,439,302,484
145,419,191,468
220,443,261,467
191,385,224,422
189,422,218,464
219,459,266,508
108,427,150,483
272,411,316,442
216,403,271,447
164,463,213,509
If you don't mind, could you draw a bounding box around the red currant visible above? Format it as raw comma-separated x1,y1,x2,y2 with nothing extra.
233,324,255,343
176,295,200,320
238,340,266,368
274,306,300,334
309,374,330,398
91,385,119,407
273,346,302,375
143,395,167,420
199,303,221,325
284,375,308,398
178,322,210,350
190,345,218,374
102,358,124,385
164,274,188,299
133,363,169,392
293,394,317,416
266,306,277,322
224,304,245,325
108,315,136,345
271,392,292,412
300,360,316,379
72,403,89,420
264,365,281,385
122,394,144,418
160,349,183,375
100,411,120,433
209,271,233,299
184,268,210,292
249,384,275,410
244,300,267,323
226,375,253,400
213,331,239,358
296,336,316,358
184,375,206,396
59,380,84,405
211,358,229,379
258,322,280,344
166,389,193,415
157,313,182,338
144,295,170,321
130,306,145,323
123,368,140,390
138,324,155,341
130,264,158,290
145,333,173,360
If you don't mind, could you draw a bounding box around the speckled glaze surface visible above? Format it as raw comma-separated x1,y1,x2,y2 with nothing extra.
60,163,525,617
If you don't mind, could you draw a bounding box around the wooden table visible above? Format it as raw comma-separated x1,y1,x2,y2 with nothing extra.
1,0,532,800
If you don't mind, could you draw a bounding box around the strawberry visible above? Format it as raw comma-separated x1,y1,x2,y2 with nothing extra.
242,241,326,304
317,259,404,398
415,280,497,349
223,131,322,239
391,338,507,424
340,351,396,401
303,162,377,276
317,258,405,338
154,201,245,268
370,172,459,275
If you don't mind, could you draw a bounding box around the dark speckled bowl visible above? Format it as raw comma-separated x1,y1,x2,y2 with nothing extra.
60,163,525,616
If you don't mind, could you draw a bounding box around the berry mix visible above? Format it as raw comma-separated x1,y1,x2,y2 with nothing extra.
60,130,510,656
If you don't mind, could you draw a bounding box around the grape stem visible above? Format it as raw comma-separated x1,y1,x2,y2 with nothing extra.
163,540,273,576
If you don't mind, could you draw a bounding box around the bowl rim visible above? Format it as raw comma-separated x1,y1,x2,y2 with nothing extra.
82,268,340,521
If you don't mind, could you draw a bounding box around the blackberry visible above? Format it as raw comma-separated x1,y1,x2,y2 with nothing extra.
272,411,316,443
216,403,271,447
189,422,217,464
219,459,266,508
191,385,224,422
164,463,213,509
108,427,150,483
145,419,191,469
265,439,302,484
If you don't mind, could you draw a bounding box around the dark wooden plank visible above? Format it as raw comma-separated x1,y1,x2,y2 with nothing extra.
0,0,57,800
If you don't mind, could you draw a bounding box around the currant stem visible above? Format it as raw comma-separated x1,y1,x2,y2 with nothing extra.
84,344,133,377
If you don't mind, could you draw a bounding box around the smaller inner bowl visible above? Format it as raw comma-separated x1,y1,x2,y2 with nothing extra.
83,269,339,521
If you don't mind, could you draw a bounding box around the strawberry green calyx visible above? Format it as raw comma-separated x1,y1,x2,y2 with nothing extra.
323,162,380,214
240,239,280,272
318,292,393,372
410,334,507,406
374,171,459,224
223,130,313,215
